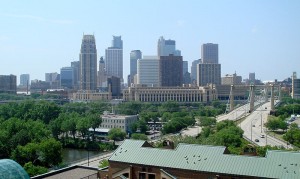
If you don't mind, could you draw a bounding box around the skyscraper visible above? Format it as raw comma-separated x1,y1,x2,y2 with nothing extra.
112,36,123,49
0,75,16,94
98,57,107,90
129,50,142,85
20,74,30,86
197,43,221,86
157,36,181,56
60,67,74,89
201,43,218,63
137,56,159,87
105,36,123,81
71,61,80,89
79,35,97,91
191,59,201,82
159,55,183,87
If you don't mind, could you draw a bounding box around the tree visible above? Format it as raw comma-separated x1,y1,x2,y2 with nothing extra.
198,116,216,127
108,128,126,141
131,133,148,140
24,162,48,177
76,117,90,139
265,116,287,131
39,138,63,167
87,113,102,141
99,159,109,168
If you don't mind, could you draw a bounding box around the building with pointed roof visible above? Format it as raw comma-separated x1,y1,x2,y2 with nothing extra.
100,140,300,179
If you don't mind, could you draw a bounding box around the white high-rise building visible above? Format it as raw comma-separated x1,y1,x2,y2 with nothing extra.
137,56,159,87
105,36,123,82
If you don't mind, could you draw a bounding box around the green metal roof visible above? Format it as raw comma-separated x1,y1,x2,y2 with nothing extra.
109,140,300,179
0,159,30,179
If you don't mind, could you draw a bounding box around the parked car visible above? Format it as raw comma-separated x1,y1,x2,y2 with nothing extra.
260,135,265,138
255,139,259,142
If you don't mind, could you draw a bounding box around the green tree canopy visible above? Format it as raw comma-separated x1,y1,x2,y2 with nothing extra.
108,128,126,141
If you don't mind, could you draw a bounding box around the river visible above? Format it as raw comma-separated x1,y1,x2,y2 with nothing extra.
62,148,102,165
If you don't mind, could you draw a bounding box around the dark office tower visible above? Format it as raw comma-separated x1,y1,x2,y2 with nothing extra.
105,36,123,81
0,75,17,94
98,57,107,90
20,74,30,86
107,76,121,97
71,61,80,89
157,36,180,56
60,67,74,89
201,43,218,64
79,35,97,90
129,50,142,85
159,55,183,87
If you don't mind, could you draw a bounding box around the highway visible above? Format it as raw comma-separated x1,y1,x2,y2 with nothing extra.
217,99,293,149
241,101,292,149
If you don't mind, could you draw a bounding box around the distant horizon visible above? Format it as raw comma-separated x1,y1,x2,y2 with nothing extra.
1,0,299,83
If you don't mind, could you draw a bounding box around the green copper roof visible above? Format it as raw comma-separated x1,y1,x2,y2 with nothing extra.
109,140,300,179
0,159,30,179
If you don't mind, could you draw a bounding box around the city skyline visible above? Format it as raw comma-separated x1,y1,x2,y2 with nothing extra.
0,1,299,83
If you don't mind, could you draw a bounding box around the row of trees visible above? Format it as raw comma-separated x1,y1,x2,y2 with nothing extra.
265,98,300,147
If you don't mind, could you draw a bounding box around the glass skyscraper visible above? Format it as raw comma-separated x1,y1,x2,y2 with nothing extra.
105,36,123,81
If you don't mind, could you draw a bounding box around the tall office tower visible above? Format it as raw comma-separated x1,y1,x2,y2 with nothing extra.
182,61,191,84
292,72,300,99
191,59,201,82
45,72,60,89
20,74,30,86
137,56,159,87
0,75,17,93
197,63,221,86
112,36,123,49
105,36,123,82
159,55,183,87
157,36,181,56
71,61,80,89
249,72,255,84
79,35,97,91
60,67,74,89
129,50,142,85
201,43,218,63
183,61,188,75
98,57,108,90
197,43,221,86
45,72,59,83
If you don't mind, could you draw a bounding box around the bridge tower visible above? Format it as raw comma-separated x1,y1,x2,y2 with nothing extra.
271,84,275,110
230,85,234,111
249,85,255,112
278,85,282,101
264,85,269,102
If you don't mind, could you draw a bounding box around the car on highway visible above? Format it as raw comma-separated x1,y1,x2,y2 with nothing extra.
255,139,259,142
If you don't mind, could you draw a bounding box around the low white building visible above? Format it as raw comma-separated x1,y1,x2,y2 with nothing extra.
99,111,138,133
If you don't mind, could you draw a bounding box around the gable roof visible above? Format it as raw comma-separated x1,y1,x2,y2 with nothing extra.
109,140,300,179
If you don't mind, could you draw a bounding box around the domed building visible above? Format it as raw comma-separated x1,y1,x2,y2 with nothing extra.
0,159,30,179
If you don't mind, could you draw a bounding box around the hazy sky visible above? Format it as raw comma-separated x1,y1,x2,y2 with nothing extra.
1,0,299,83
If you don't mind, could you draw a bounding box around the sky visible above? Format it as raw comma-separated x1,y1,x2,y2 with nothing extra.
0,0,300,84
